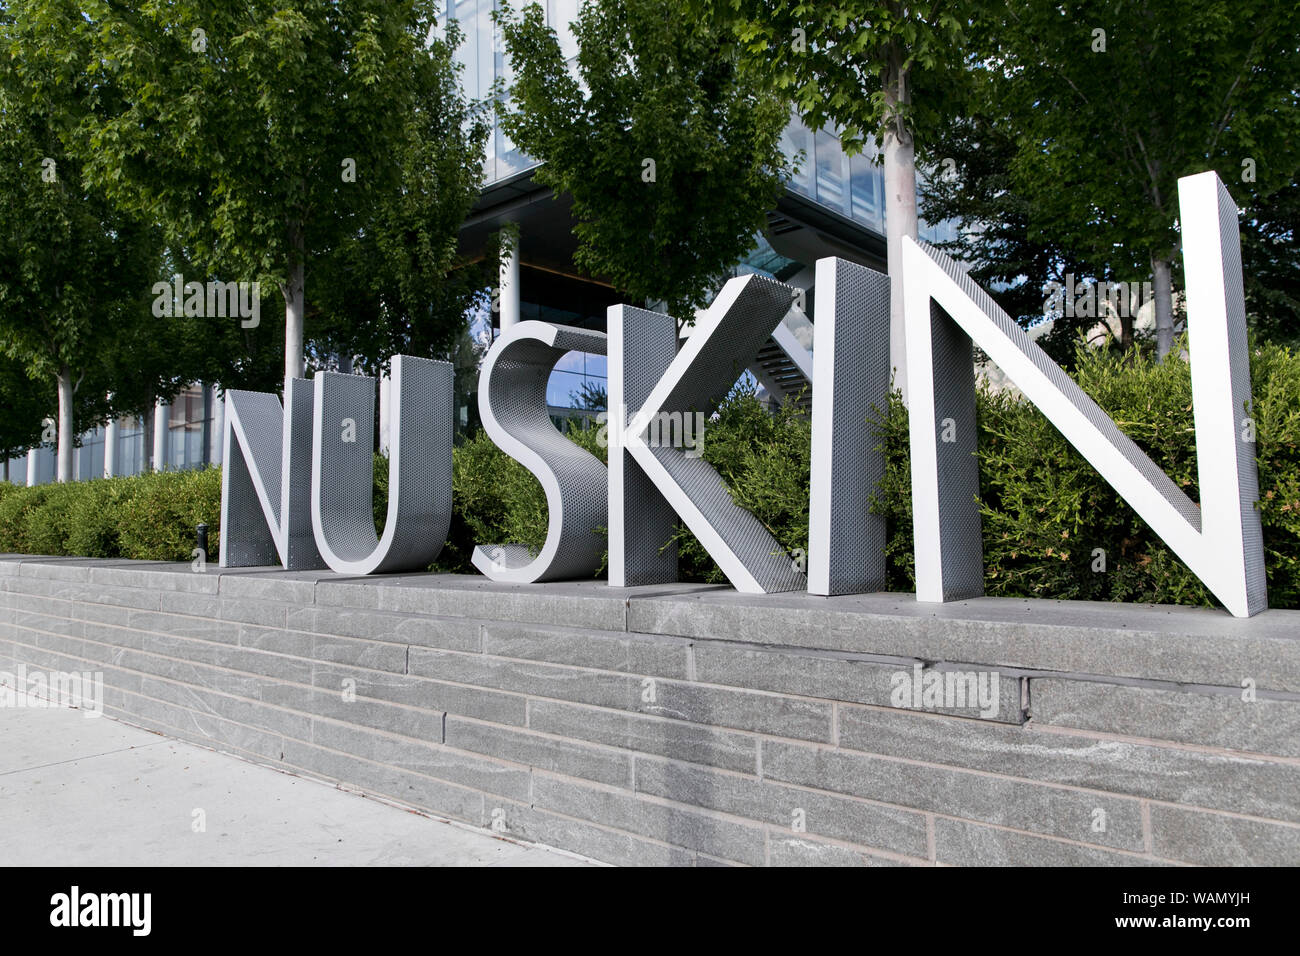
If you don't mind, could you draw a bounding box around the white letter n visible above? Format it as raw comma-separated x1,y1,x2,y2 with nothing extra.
902,170,1265,617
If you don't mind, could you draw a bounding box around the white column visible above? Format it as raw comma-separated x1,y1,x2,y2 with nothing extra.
153,399,168,471
378,369,392,456
104,418,119,478
26,449,38,486
499,225,520,333
209,385,224,466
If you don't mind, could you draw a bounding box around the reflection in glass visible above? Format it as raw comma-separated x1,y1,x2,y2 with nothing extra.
814,128,849,216
780,114,814,197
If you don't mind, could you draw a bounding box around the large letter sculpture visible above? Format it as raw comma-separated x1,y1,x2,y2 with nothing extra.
608,274,807,593
902,170,1265,617
473,321,609,583
807,258,892,595
607,303,680,587
220,378,325,570
215,171,1266,619
310,355,454,575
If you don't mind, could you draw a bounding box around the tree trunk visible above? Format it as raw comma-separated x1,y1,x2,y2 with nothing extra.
1152,257,1174,359
883,45,918,403
1120,313,1135,352
143,402,154,471
283,223,306,386
56,365,74,483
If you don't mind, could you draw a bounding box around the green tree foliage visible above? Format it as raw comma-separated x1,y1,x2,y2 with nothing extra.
0,5,171,481
55,0,487,387
496,0,793,320
978,0,1300,357
712,0,969,155
925,53,1300,356
1240,181,1300,346
711,0,975,390
152,244,287,396
0,352,54,462
919,84,1097,366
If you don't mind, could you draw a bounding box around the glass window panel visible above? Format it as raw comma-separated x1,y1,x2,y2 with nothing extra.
849,150,882,230
553,349,586,374
454,0,480,100
86,440,104,480
814,128,849,216
550,0,580,61
122,436,141,476
496,126,535,178
780,115,814,196
478,0,495,107
546,370,588,407
35,447,55,484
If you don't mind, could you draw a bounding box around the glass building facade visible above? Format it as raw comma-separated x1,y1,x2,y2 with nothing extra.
14,384,220,487
116,415,147,477
166,386,214,472
445,0,954,240
446,0,581,185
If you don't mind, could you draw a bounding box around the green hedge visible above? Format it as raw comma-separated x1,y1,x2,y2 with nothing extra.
696,338,1300,611
432,423,607,573
3,339,1298,610
0,468,222,562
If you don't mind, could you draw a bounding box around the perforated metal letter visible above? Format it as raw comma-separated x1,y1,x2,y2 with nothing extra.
473,321,609,583
607,275,806,593
220,378,324,570
310,355,454,575
903,171,1266,617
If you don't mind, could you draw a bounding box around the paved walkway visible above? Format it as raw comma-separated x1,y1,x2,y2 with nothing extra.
0,703,591,866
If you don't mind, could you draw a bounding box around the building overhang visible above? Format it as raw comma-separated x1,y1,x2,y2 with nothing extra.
457,167,890,316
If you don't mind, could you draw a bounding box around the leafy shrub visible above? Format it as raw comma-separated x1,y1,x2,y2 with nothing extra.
1251,343,1300,608
972,339,1300,608
975,344,1201,603
64,478,136,558
19,481,88,557
373,422,608,574
0,483,55,554
115,467,223,562
675,386,811,583
0,469,223,561
669,337,1300,608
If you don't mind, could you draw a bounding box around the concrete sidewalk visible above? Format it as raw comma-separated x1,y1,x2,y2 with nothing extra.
0,703,592,866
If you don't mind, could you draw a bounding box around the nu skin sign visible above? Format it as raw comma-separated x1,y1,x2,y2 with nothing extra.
220,172,1267,618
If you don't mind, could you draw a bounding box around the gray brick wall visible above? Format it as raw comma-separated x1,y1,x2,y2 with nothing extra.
2,555,1298,866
